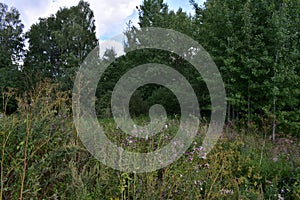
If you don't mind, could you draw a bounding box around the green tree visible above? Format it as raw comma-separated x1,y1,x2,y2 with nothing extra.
194,0,300,134
24,0,98,90
266,0,300,137
122,0,206,117
0,3,24,113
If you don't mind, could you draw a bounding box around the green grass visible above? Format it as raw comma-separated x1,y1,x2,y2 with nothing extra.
0,83,299,199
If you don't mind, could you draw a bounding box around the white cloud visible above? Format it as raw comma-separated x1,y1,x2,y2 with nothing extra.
99,39,125,58
1,0,202,56
1,0,206,69
53,0,142,40
2,0,141,40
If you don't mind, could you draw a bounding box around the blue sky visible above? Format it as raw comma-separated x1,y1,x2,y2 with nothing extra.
1,0,204,56
1,0,204,40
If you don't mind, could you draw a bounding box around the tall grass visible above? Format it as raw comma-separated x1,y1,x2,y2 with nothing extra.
0,82,299,199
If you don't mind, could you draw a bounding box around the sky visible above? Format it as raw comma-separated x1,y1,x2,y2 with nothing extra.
2,0,204,56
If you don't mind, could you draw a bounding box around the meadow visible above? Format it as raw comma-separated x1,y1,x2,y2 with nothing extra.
0,82,299,200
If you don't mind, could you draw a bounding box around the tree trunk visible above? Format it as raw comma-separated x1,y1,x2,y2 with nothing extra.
227,103,230,122
272,98,276,141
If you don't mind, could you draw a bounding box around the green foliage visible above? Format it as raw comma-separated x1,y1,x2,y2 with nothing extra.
120,0,300,135
0,3,24,67
24,0,98,90
0,81,73,199
0,2,25,113
194,0,300,134
0,0,300,199
2,97,299,199
1,0,298,134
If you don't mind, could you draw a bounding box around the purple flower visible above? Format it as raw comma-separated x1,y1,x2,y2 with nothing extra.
195,146,204,151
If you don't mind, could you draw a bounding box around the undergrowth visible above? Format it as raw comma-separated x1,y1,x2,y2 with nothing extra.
0,82,299,199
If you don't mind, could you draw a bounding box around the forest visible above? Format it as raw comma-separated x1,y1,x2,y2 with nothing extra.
0,0,299,199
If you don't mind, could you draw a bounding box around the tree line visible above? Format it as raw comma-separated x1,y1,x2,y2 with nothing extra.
0,0,299,136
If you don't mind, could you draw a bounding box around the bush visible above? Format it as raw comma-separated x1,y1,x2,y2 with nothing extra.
0,82,299,199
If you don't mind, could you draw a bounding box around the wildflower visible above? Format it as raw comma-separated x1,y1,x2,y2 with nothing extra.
203,163,210,168
194,180,203,185
220,189,233,195
195,146,204,151
199,153,207,159
128,139,134,144
30,99,34,108
277,194,284,200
